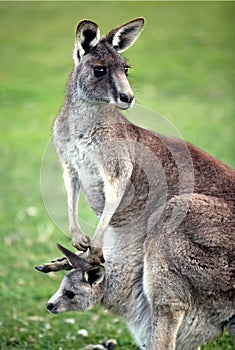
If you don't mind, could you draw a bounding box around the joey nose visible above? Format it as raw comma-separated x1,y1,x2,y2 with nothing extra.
47,303,54,312
119,93,134,104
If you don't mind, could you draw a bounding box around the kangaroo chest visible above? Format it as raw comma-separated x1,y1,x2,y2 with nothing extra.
57,130,106,214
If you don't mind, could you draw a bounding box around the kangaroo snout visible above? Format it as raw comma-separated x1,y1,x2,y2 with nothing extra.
47,302,59,314
119,92,132,104
119,92,134,105
116,92,135,110
112,70,135,109
47,302,60,314
47,302,54,312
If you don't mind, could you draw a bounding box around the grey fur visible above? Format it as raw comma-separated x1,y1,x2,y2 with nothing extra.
45,18,235,350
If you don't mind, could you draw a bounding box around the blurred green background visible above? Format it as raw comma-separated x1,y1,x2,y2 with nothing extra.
0,1,234,349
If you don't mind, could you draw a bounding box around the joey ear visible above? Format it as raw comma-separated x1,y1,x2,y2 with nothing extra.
83,266,105,286
73,20,100,65
105,17,145,53
57,243,91,270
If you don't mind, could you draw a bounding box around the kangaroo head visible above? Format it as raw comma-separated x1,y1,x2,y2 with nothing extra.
47,244,105,314
72,18,144,110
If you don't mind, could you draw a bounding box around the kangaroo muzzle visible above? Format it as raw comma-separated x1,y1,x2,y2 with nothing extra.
110,71,135,110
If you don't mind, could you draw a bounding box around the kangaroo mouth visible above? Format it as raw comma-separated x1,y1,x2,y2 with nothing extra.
114,98,135,110
47,302,65,314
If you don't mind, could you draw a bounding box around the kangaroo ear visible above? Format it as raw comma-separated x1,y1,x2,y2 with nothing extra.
105,17,144,53
57,243,91,270
73,20,100,65
83,266,105,286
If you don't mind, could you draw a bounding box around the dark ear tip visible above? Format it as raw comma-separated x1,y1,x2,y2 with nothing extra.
57,242,68,256
76,19,99,31
138,17,145,23
56,243,63,254
56,242,63,250
130,17,145,27
35,265,42,271
35,265,48,273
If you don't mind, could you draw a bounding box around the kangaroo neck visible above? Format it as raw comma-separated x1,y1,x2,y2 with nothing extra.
66,102,128,134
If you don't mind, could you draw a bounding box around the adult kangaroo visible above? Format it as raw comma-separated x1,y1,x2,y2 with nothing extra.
38,18,235,349
52,17,234,262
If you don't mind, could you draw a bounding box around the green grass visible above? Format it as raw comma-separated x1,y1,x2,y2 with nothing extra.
0,2,234,349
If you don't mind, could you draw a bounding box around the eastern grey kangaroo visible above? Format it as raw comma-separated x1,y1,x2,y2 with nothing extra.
37,18,235,350
52,17,234,262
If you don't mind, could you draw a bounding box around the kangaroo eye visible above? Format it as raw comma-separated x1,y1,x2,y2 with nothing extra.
94,66,107,77
64,290,75,299
124,66,129,76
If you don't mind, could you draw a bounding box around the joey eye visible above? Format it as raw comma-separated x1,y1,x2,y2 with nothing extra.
64,290,75,299
94,66,107,77
124,66,129,76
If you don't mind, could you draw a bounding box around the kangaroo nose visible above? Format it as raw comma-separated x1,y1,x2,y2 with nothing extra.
47,303,54,312
119,93,134,104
